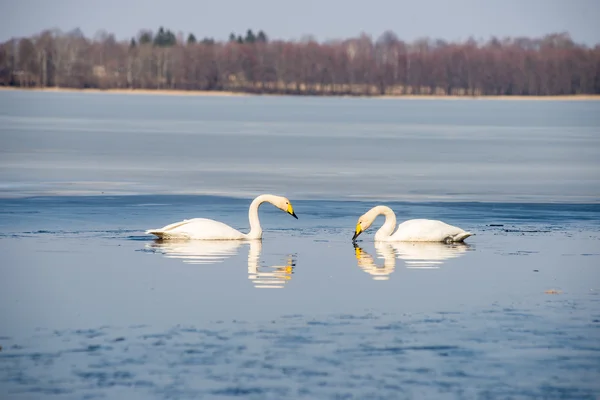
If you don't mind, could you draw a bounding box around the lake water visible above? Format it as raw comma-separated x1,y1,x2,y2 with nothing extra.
1,91,599,202
0,91,599,399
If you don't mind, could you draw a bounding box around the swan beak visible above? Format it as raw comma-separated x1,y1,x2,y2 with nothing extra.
287,204,298,219
352,224,362,241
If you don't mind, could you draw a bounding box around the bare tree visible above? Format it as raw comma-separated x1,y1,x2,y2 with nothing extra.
1,28,598,96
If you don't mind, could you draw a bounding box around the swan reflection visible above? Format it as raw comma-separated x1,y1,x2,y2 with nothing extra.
147,240,244,265
354,241,471,280
354,242,397,280
247,241,296,289
146,240,296,289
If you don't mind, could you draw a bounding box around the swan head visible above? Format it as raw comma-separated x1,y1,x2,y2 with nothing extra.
352,210,376,241
273,196,298,219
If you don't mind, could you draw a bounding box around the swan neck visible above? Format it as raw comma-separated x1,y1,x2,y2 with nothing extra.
247,194,275,239
373,206,397,241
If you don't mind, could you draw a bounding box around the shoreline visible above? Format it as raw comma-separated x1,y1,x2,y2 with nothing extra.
1,86,599,101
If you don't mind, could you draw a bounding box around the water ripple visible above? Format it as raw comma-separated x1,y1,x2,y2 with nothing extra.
1,308,598,399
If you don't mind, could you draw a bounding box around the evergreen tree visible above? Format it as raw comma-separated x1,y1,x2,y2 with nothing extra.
154,26,176,47
139,31,152,45
257,30,268,43
187,33,197,44
245,29,256,44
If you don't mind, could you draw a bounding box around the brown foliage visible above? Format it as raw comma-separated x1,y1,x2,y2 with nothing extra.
1,29,599,96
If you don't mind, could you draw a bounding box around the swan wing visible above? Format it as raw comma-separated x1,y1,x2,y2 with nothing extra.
146,218,246,240
391,219,472,242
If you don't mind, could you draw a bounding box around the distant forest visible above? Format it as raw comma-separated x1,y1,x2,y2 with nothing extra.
1,27,599,96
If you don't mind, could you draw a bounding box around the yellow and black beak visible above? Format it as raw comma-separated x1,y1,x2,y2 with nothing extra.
352,223,362,241
287,203,298,219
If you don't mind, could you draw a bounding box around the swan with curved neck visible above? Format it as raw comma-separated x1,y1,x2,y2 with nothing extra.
146,194,298,240
352,205,472,243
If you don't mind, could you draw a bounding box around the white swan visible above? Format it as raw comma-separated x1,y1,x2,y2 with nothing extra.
145,194,298,240
352,205,472,243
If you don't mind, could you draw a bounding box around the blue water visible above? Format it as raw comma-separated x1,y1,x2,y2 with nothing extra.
1,91,600,399
1,195,599,399
1,91,599,202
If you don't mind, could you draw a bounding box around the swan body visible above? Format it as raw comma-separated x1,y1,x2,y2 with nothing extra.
145,194,297,240
352,205,472,243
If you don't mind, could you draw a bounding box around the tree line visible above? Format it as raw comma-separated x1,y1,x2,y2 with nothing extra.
1,27,599,96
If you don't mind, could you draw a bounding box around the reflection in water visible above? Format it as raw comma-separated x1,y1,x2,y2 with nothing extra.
146,240,296,289
247,241,296,289
147,240,244,265
354,241,471,280
354,243,397,281
393,241,470,269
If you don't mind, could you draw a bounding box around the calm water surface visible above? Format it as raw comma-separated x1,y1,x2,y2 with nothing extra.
0,91,599,399
1,91,599,202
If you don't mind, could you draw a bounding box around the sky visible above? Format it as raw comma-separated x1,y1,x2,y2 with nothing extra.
2,0,599,45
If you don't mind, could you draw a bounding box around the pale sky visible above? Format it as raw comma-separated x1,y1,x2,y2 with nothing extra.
2,0,599,45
